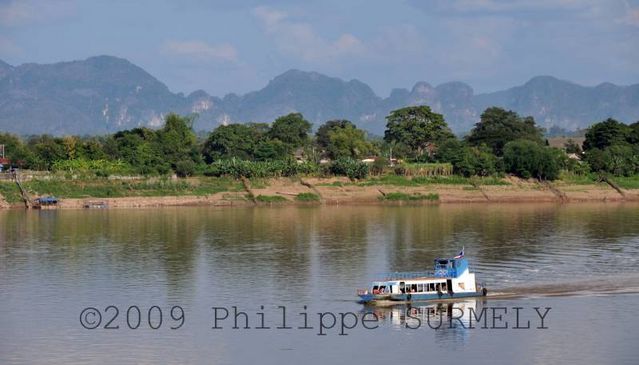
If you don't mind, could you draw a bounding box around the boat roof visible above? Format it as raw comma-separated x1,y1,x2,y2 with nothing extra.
374,256,467,281
373,277,445,284
373,272,448,282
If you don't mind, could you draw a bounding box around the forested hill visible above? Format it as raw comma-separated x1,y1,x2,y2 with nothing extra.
0,55,637,135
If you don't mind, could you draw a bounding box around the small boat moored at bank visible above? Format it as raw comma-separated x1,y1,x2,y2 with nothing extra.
357,248,487,304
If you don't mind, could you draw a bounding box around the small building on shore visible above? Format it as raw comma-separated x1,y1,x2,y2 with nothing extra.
0,157,10,172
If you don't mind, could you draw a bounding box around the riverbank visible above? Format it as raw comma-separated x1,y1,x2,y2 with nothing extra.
1,175,638,209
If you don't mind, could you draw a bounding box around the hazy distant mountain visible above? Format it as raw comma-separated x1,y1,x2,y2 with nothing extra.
189,69,385,133
474,76,639,132
0,56,637,135
0,60,13,80
0,56,187,135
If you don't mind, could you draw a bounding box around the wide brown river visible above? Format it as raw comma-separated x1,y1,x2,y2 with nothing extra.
1,203,638,364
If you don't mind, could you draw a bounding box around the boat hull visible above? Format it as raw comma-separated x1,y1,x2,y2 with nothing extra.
358,293,391,303
359,290,486,304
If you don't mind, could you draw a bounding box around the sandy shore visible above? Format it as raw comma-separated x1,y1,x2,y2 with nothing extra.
2,176,637,209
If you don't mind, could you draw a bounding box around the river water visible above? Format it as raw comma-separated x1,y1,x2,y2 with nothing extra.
1,203,638,364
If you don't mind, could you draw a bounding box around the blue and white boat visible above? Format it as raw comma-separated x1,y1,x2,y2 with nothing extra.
357,249,487,304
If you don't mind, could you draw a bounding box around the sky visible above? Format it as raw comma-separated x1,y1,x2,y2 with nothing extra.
1,0,638,97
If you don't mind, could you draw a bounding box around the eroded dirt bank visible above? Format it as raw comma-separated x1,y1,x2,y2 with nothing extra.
1,176,637,209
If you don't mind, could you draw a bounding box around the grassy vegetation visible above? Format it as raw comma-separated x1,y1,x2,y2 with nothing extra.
248,178,270,189
316,181,346,187
380,192,440,201
0,181,23,203
469,176,511,186
355,174,509,187
20,177,242,199
256,194,287,203
612,176,639,189
558,172,599,185
395,163,453,177
295,192,320,201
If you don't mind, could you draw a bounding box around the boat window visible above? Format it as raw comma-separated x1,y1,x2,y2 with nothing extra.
429,283,435,291
417,284,423,292
442,283,447,291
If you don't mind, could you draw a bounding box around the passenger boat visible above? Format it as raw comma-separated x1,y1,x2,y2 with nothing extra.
357,248,487,304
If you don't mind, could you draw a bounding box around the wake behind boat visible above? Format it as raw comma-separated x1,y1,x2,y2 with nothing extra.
357,248,487,304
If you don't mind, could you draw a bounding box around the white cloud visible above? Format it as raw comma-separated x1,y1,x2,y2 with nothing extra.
618,1,639,26
252,6,364,63
432,17,513,80
628,8,639,25
162,40,238,62
368,25,428,64
252,6,287,28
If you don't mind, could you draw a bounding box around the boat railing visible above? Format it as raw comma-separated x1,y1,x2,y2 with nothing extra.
375,270,453,280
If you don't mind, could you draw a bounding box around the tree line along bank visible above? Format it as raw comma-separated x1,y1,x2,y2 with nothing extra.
0,106,637,181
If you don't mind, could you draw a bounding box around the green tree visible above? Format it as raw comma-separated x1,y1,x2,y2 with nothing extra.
466,107,544,156
62,136,79,160
268,113,311,148
383,106,454,158
157,113,200,169
466,146,500,177
253,139,291,161
316,120,355,149
435,138,465,165
583,148,606,173
27,135,67,170
503,140,561,180
0,133,35,168
79,137,108,161
628,121,639,144
106,127,172,175
603,145,637,176
175,159,196,178
583,118,630,151
585,145,638,176
437,139,499,177
324,123,372,159
202,124,262,162
329,158,369,180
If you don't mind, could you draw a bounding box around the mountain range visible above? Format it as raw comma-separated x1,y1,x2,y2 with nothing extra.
0,55,637,136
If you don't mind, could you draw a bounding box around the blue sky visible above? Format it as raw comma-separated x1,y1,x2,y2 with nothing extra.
1,0,638,97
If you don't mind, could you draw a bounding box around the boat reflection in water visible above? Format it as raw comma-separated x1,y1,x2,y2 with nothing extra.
363,299,485,344
367,299,482,328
